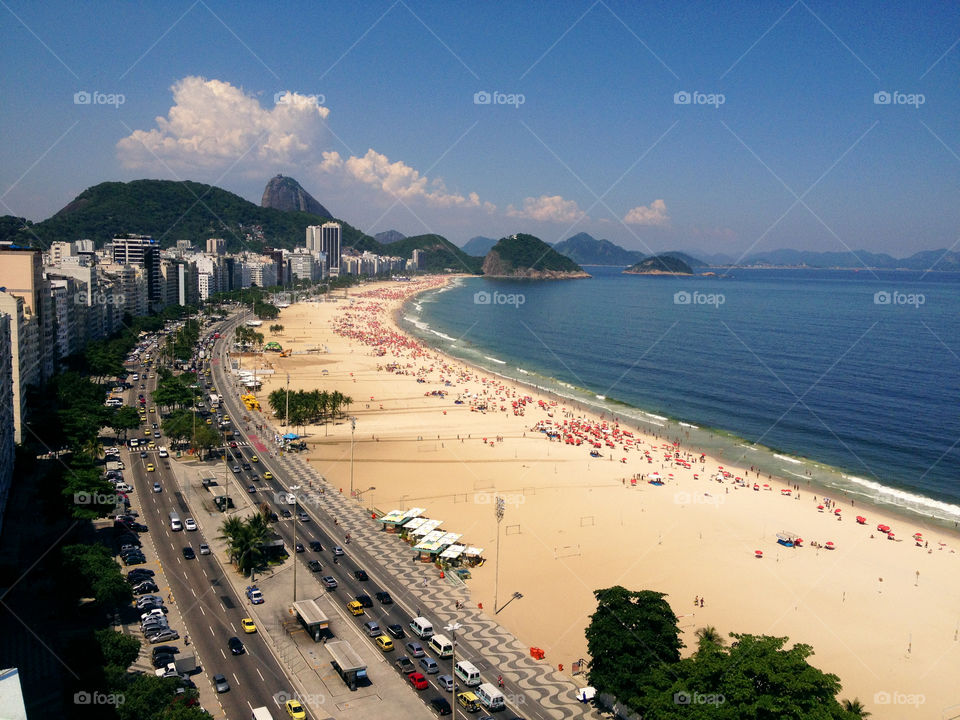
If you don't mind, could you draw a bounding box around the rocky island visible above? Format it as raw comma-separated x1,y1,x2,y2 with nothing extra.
482,233,591,279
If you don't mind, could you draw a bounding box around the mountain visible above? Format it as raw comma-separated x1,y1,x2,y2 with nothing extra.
659,250,709,269
0,180,378,253
898,249,960,270
552,233,644,266
482,233,589,279
386,234,483,274
374,229,406,245
736,248,960,270
624,255,693,275
461,235,497,256
261,174,332,217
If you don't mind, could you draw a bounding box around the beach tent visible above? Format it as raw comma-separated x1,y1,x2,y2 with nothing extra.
282,433,299,440
576,687,596,703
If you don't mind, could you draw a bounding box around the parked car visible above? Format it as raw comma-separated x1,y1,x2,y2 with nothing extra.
148,629,180,644
124,554,147,566
151,645,178,660
246,586,264,604
152,652,176,669
133,583,159,596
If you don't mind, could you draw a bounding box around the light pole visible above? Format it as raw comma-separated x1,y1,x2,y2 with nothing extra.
445,620,462,719
494,496,505,613
291,484,300,603
349,416,357,498
284,372,290,428
356,485,375,505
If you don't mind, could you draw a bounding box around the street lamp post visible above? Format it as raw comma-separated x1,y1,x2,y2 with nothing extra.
291,485,300,603
349,416,357,498
445,620,462,720
285,372,290,428
494,496,505,613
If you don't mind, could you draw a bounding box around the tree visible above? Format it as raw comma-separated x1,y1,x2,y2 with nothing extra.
695,625,726,654
62,544,132,607
96,629,141,668
218,515,268,577
110,405,141,440
191,424,220,460
841,699,871,718
161,410,195,447
585,586,683,703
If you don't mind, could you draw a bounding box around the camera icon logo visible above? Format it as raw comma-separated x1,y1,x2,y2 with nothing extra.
673,691,692,705
273,691,293,705
473,291,492,305
873,291,891,305
74,91,92,105
873,91,891,105
674,291,691,305
474,91,492,105
673,91,691,105
74,691,92,705
74,492,91,505
873,691,891,705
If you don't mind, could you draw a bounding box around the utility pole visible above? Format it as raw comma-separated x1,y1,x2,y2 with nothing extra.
494,496,505,613
285,372,290,428
445,620,462,720
349,416,357,499
291,485,300,603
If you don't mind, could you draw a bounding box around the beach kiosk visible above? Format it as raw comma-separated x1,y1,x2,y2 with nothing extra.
776,532,802,548
379,507,425,534
292,599,330,641
326,640,367,691
439,543,467,566
408,518,443,544
463,547,486,568
414,532,462,562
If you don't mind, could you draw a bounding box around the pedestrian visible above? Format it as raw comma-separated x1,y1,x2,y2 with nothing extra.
700,598,704,608
498,675,504,688
694,595,698,606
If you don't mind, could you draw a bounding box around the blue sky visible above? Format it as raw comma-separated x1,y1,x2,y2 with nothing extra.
0,1,957,258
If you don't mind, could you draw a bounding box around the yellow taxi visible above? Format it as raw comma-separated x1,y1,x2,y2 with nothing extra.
251,455,259,463
205,418,212,425
240,617,257,634
149,407,155,413
263,471,273,480
144,429,151,437
346,600,364,616
457,692,481,712
285,699,306,720
375,635,394,652
147,441,156,449
146,463,155,472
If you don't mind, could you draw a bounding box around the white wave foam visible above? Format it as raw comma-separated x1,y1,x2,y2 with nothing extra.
484,356,506,365
404,316,429,331
843,475,960,520
774,454,803,465
517,368,529,374
430,330,456,342
782,470,807,479
596,394,606,400
679,422,699,429
644,412,668,421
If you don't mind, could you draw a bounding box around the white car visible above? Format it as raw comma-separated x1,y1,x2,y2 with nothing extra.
158,448,169,458
184,518,197,531
115,483,134,493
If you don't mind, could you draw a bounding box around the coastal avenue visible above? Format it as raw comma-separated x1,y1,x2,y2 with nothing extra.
209,309,562,720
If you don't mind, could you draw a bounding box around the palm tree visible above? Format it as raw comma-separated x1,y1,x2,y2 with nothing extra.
841,699,871,718
218,516,246,566
695,625,725,654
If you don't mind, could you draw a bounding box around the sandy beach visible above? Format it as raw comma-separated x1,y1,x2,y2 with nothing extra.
245,277,959,718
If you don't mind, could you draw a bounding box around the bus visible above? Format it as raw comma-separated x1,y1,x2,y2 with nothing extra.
209,393,220,409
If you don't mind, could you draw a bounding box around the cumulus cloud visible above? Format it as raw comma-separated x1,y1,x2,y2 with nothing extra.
623,199,669,226
117,77,329,169
506,195,586,223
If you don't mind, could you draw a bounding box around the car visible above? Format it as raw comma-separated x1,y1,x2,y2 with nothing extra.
346,600,364,616
295,543,305,553
309,541,323,552
285,699,306,720
268,512,279,523
119,542,141,553
250,474,260,482
246,586,264,604
140,450,148,458
128,569,156,580
144,429,152,437
134,581,159,594
212,674,229,693
437,674,455,692
307,560,322,572
364,621,381,637
201,477,216,488
151,645,178,660
333,546,344,557
297,511,309,522
251,455,259,463
406,642,425,658
241,463,250,471
130,522,149,532
146,463,155,472
229,441,238,448
386,623,405,639
263,471,273,479
419,656,439,674
375,591,393,605
353,569,368,581
395,656,415,674
408,672,429,690
320,576,338,589
247,485,256,493
232,466,240,474
429,697,452,716
149,407,155,413
124,554,147,566
148,629,180,644
184,518,197,531
280,509,292,519
141,620,169,634
134,591,161,603
228,636,245,655
151,652,176,669
158,447,168,456
375,635,394,652
240,617,257,634
182,546,195,560
141,608,167,620
355,594,373,608
153,482,162,493
199,543,210,555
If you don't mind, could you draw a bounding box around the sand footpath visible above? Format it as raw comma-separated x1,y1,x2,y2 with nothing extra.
247,277,959,718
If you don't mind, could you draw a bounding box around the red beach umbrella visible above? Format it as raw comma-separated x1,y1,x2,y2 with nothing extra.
755,550,763,558
825,541,835,549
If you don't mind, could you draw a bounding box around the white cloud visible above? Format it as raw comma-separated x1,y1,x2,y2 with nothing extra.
117,77,328,170
623,199,669,226
506,195,586,223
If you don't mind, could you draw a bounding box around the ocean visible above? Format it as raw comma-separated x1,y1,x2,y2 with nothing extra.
399,266,960,527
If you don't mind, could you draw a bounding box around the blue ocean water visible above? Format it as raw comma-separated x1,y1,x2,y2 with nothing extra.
400,266,960,525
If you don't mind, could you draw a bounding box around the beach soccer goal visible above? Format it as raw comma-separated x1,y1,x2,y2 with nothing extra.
579,515,595,527
554,544,581,560
505,524,521,536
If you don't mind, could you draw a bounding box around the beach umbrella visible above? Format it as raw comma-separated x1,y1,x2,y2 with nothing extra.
887,532,895,539
825,541,835,549
856,516,866,524
817,504,825,510
755,550,763,558
834,508,842,515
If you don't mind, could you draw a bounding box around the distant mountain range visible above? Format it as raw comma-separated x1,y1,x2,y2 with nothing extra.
461,235,497,256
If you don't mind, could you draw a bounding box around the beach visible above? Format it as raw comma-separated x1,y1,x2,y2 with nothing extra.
248,277,959,718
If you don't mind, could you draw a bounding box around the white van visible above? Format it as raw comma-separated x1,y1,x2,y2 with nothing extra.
169,511,182,531
428,633,454,659
409,616,434,639
454,660,482,687
251,708,274,720
476,682,506,711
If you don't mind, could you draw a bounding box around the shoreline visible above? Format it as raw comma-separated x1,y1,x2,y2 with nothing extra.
254,276,960,716
400,278,960,536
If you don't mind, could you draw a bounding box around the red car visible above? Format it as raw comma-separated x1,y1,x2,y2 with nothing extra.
229,441,238,448
407,672,429,690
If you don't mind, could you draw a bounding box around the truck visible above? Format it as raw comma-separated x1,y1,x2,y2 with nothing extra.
326,640,367,691
209,393,220,409
251,708,273,720
173,653,197,674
